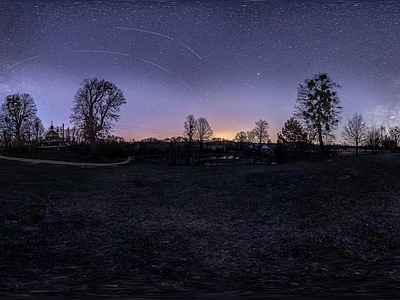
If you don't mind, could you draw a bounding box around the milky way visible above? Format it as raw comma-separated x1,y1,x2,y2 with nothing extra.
0,0,399,141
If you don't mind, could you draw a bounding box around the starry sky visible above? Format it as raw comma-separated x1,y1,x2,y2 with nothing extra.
1,0,399,142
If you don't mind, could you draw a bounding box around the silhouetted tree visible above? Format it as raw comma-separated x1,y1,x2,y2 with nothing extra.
251,119,270,150
164,136,185,165
277,117,308,158
195,117,213,148
234,130,254,150
274,140,289,164
389,126,400,148
67,126,85,144
70,78,126,157
0,93,40,152
377,126,391,151
22,116,45,144
183,114,197,165
183,114,197,143
277,117,308,144
295,73,342,155
234,131,255,143
250,119,270,163
366,126,381,154
234,131,247,143
342,113,368,156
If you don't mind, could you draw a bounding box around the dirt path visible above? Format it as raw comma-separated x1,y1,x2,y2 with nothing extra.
0,155,132,167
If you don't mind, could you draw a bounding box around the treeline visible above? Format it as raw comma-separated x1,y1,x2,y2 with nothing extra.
1,74,399,162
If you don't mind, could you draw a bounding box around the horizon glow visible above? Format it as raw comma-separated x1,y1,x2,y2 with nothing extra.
1,0,399,142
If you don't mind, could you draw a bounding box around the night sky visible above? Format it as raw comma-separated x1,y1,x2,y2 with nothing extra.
1,0,399,142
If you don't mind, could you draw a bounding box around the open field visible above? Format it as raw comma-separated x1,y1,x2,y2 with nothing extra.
0,151,129,164
1,153,400,298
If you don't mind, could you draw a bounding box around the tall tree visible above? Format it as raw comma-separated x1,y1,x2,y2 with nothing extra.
295,73,342,154
251,119,270,149
366,126,381,154
183,114,197,143
70,78,126,157
277,117,308,144
0,93,39,151
22,116,45,144
342,113,368,156
183,114,197,165
195,117,213,148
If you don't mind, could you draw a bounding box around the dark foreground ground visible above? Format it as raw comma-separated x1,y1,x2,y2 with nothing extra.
1,152,400,298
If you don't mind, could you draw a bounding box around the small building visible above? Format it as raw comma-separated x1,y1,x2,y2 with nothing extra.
38,123,69,151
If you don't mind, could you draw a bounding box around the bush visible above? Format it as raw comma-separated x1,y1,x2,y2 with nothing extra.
274,142,288,164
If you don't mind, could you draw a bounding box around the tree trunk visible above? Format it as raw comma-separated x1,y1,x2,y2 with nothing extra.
88,113,97,158
90,133,96,157
355,139,359,156
317,127,325,155
16,133,22,153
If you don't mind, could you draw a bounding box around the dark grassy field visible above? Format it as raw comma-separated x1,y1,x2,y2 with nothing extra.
0,151,128,163
1,152,400,298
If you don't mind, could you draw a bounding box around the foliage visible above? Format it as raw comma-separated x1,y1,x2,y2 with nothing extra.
274,141,289,164
234,130,255,151
22,117,45,143
277,117,308,144
234,131,247,143
342,113,368,156
183,114,197,143
368,126,396,152
365,126,384,154
0,93,41,151
183,114,213,150
97,134,131,158
64,126,86,145
70,78,126,157
295,73,342,154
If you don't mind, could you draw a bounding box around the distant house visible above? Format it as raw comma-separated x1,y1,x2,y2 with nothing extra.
38,123,69,151
261,144,274,153
249,143,275,153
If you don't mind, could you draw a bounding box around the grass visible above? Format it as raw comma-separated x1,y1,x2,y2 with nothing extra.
1,152,400,298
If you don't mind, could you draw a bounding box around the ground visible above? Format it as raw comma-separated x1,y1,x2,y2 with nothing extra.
1,152,400,298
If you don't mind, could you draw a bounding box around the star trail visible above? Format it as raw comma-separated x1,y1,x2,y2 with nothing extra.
0,0,399,141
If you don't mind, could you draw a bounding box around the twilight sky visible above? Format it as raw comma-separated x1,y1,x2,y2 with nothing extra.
1,0,399,142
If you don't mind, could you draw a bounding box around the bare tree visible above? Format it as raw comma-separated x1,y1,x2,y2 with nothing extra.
251,119,270,149
234,131,255,143
389,126,400,147
234,131,247,143
295,73,342,154
67,126,85,145
195,117,213,148
342,113,368,156
234,130,256,154
22,116,45,144
366,126,381,154
0,93,39,151
70,78,126,157
183,114,197,143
